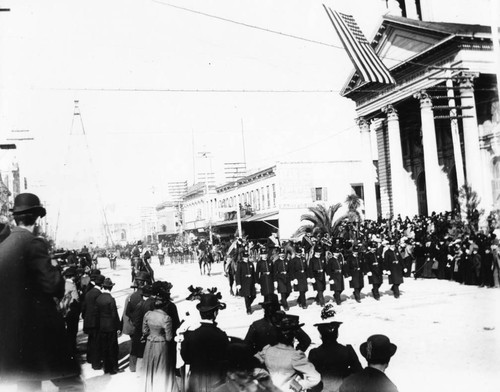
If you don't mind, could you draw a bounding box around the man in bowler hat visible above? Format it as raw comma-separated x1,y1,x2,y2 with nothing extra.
0,193,83,391
181,292,230,392
340,334,398,392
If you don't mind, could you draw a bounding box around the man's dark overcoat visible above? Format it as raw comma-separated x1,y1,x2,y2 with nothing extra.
384,249,404,285
273,257,292,294
309,341,362,392
340,367,399,392
364,251,383,285
181,322,230,392
256,258,275,296
308,256,327,291
290,255,308,292
0,227,79,381
345,253,365,289
325,253,346,291
235,260,257,297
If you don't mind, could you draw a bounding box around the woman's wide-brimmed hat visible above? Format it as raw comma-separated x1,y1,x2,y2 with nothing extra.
313,303,342,333
360,334,397,363
196,293,226,312
10,193,46,218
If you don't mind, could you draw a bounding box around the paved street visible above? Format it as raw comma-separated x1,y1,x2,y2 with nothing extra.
1,256,499,392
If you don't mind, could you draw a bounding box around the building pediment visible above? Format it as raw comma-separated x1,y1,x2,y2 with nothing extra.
341,15,493,97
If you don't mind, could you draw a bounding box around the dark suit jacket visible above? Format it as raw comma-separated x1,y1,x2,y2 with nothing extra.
95,292,121,332
340,367,398,392
181,322,230,392
82,286,102,331
244,317,311,354
0,227,79,381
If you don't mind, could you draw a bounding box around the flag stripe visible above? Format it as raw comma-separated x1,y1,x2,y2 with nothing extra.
324,6,395,85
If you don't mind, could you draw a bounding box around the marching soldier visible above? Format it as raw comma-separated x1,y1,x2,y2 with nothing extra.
235,252,257,314
308,245,327,306
255,247,275,302
273,248,292,311
345,245,365,303
364,242,383,300
326,238,346,305
384,241,404,298
290,245,309,309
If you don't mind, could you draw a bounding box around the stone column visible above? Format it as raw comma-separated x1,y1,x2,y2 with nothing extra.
458,72,483,194
356,117,378,220
414,91,451,214
382,105,406,217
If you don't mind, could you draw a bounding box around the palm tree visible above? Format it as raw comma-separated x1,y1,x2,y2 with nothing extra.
458,184,483,234
342,193,364,241
293,202,344,238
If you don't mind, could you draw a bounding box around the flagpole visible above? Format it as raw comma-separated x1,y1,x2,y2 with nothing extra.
491,0,500,120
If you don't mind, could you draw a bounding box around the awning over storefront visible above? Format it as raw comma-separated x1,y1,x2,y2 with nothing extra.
211,211,279,229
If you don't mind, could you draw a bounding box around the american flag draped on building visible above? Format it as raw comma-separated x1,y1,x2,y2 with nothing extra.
323,5,396,85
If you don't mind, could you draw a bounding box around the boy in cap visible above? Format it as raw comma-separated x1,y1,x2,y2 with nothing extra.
340,334,398,392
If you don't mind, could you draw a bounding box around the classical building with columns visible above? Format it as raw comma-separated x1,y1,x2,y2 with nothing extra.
344,15,499,219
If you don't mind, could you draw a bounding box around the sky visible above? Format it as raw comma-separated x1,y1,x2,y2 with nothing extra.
0,0,402,244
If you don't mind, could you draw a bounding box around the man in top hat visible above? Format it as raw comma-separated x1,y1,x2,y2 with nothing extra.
273,247,292,310
96,278,121,374
256,246,275,302
181,292,230,392
0,193,83,391
255,314,321,392
236,251,257,314
82,273,106,369
326,239,347,305
345,244,366,303
339,335,398,392
290,244,309,309
308,244,327,306
309,305,362,392
244,293,311,354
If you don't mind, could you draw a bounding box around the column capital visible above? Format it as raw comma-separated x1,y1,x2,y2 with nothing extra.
355,116,370,132
413,90,432,108
382,104,398,120
456,71,480,90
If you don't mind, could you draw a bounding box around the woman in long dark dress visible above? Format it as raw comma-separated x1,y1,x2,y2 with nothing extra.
142,281,178,392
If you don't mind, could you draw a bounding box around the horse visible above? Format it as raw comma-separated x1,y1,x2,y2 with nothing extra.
198,250,213,276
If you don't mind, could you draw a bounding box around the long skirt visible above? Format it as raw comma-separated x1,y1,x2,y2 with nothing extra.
143,336,178,392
